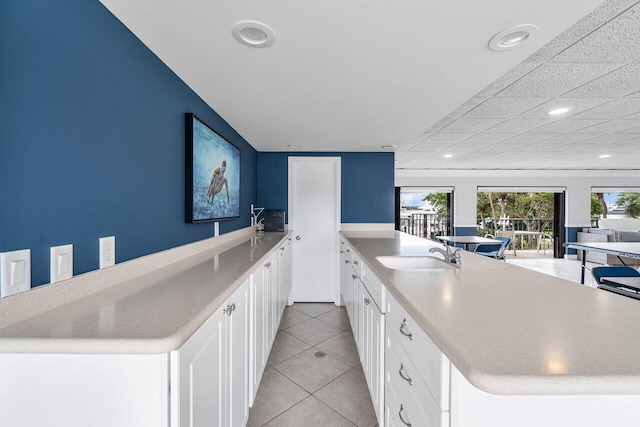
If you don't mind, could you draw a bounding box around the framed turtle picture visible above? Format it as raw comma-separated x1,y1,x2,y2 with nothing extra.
185,113,241,223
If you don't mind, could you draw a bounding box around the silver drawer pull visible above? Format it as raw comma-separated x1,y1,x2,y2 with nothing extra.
398,364,412,385
345,260,350,264
364,298,371,305
280,247,285,251
231,303,236,312
223,305,233,316
399,404,411,426
353,260,359,265
352,274,357,280
399,319,413,340
346,249,350,253
265,262,271,268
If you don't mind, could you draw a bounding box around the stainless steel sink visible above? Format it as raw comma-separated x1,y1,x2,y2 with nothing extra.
375,255,458,270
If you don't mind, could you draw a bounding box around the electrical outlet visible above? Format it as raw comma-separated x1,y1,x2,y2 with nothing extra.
50,244,73,283
0,249,31,298
99,236,115,269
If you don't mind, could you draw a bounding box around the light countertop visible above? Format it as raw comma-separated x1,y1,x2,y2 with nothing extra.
342,231,640,395
0,231,291,354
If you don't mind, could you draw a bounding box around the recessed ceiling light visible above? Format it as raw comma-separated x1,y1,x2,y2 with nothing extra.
488,24,540,51
548,107,571,116
599,154,611,159
381,145,397,149
232,21,275,48
287,144,301,149
443,153,453,158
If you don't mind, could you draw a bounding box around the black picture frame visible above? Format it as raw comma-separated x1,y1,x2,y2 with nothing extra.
185,113,241,223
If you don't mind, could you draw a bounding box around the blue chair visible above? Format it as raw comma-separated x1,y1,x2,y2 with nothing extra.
474,236,510,261
591,266,640,285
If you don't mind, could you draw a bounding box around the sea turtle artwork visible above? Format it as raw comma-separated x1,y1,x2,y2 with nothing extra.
207,160,229,205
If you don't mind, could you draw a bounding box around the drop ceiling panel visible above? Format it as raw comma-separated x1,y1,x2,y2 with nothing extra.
575,119,640,133
500,133,558,144
563,62,640,98
516,98,613,118
486,118,557,133
446,98,486,119
461,98,546,119
495,63,621,98
525,0,639,63
550,3,640,63
541,133,604,144
569,97,640,118
411,143,455,152
418,133,474,144
475,63,541,98
529,118,607,133
440,118,505,133
457,133,517,144
577,133,637,143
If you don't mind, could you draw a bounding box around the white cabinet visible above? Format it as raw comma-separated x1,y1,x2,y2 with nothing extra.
361,283,385,422
171,279,249,427
340,240,384,426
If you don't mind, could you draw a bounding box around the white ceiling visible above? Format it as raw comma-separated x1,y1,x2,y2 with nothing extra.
98,0,640,170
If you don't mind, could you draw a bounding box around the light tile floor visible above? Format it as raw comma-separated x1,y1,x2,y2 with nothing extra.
507,254,599,287
248,303,378,427
249,257,598,426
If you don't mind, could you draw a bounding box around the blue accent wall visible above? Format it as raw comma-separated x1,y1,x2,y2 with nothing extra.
0,0,257,286
565,227,582,255
257,153,394,223
454,227,478,237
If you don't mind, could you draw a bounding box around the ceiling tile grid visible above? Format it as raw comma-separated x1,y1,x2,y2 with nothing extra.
525,0,640,63
550,3,640,63
399,0,640,170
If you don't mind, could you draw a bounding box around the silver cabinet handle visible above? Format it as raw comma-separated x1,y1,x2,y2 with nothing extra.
364,298,371,305
346,249,350,253
280,247,285,251
399,405,411,426
352,274,357,280
223,305,233,316
265,262,271,268
231,303,236,312
400,319,413,340
353,260,359,265
344,260,350,264
296,235,301,240
399,364,412,385
340,250,344,254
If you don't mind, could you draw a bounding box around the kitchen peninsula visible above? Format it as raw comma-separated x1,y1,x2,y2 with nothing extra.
341,231,640,427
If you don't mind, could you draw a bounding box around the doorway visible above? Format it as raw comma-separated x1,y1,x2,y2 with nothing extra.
395,187,453,240
288,157,340,303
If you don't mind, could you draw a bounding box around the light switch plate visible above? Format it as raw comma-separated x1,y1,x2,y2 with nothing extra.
51,244,73,283
0,249,31,298
99,236,115,269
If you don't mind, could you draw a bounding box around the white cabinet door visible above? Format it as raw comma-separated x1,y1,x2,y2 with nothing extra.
173,307,226,427
172,280,250,427
250,265,267,403
366,292,384,423
228,282,249,427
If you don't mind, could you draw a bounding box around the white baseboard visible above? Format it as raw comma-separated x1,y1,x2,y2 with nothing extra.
564,254,578,260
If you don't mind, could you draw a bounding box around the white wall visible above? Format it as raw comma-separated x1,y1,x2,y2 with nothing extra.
395,170,640,228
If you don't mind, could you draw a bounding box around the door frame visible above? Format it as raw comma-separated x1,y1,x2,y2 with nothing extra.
288,156,341,304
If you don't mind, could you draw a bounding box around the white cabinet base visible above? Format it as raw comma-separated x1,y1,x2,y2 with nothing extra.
450,366,640,427
0,353,168,427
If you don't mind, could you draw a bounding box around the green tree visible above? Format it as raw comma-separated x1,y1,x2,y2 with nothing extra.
591,193,604,222
618,193,640,218
422,193,448,220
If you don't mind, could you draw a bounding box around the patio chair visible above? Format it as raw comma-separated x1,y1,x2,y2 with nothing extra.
496,230,516,256
474,236,510,261
591,266,640,285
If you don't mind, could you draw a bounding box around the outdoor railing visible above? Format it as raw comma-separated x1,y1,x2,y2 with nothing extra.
399,213,450,240
479,217,555,250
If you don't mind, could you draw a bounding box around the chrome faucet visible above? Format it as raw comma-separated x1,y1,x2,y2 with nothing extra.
429,246,462,265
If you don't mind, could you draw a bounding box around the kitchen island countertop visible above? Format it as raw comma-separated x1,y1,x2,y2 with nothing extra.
342,231,640,396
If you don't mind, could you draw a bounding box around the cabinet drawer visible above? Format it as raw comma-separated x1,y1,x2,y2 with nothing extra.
363,264,384,312
386,291,450,410
386,323,443,418
386,372,448,427
344,245,363,277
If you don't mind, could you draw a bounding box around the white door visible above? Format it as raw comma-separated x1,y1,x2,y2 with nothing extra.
289,157,340,302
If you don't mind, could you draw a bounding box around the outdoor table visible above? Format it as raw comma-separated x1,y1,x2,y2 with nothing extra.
436,235,502,251
564,242,640,284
